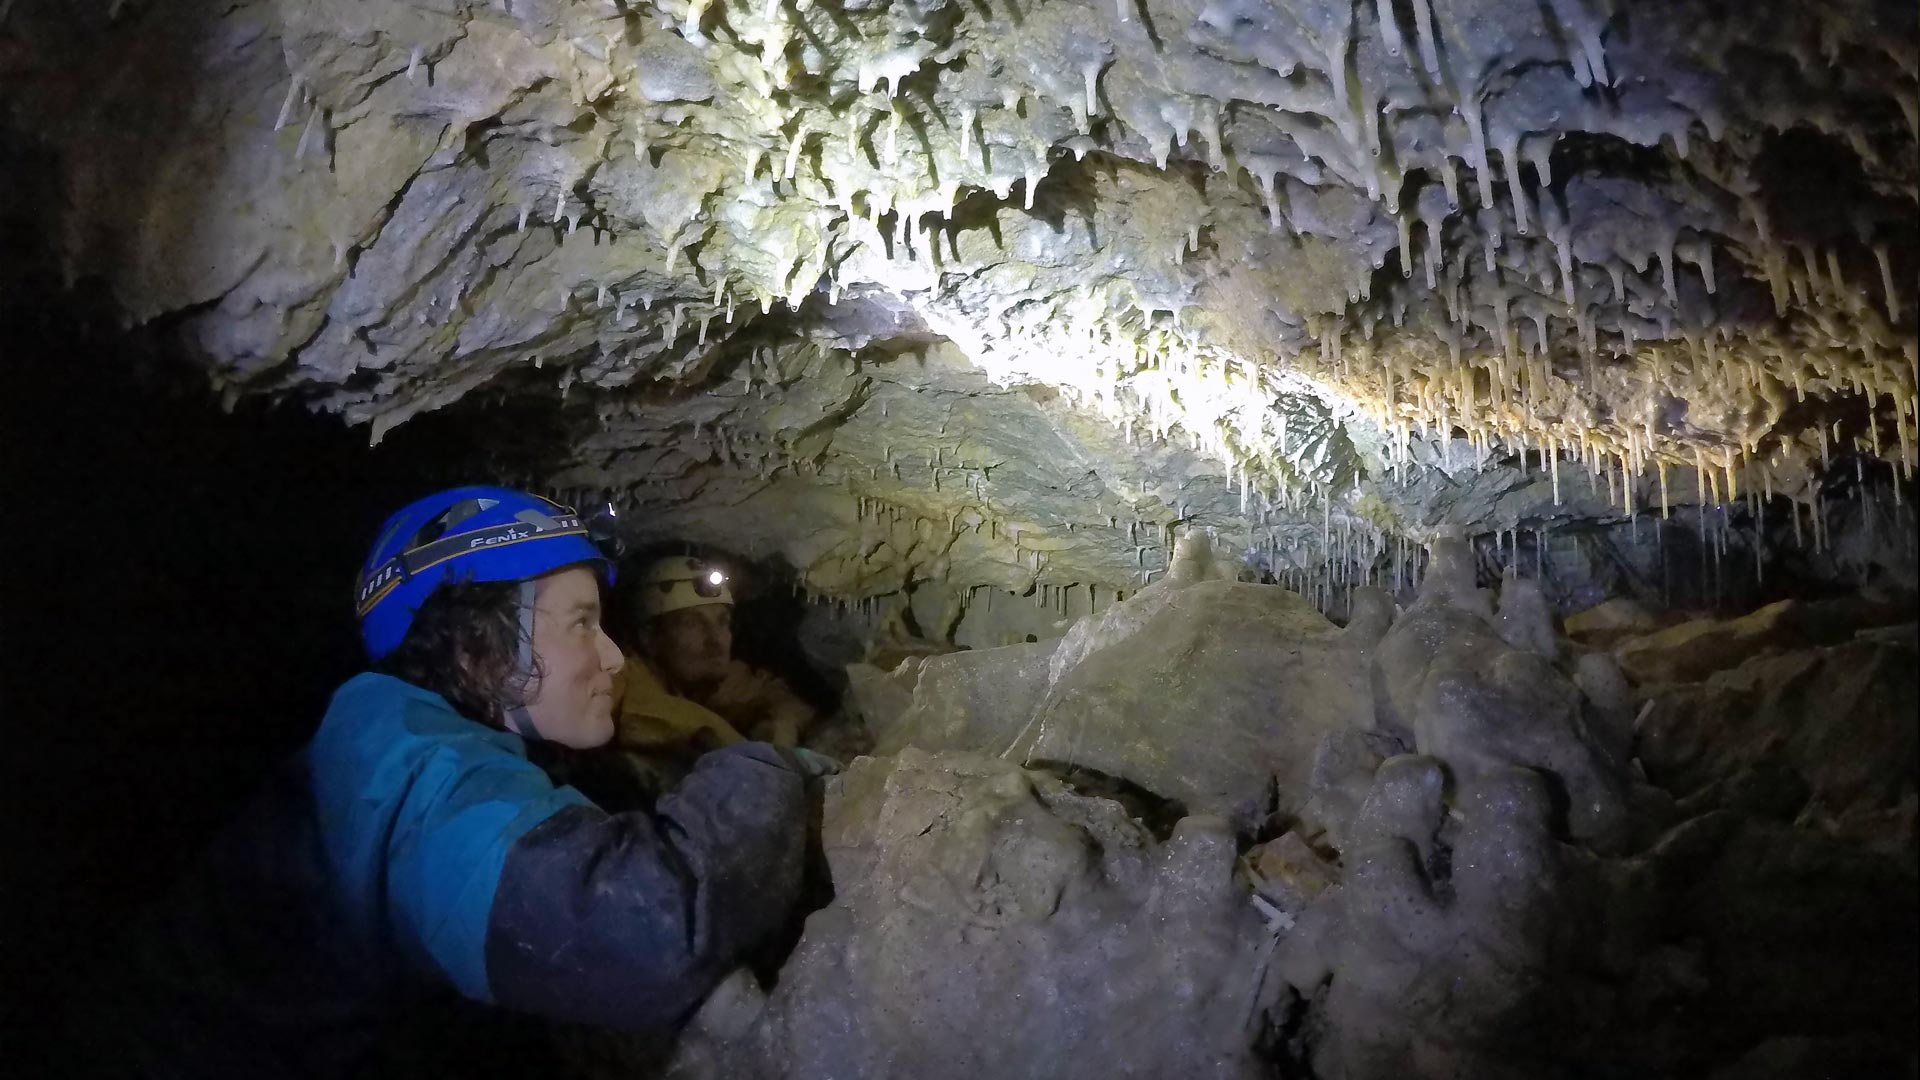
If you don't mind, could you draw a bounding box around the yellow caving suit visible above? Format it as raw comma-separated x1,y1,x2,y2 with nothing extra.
610,657,748,755
606,656,815,783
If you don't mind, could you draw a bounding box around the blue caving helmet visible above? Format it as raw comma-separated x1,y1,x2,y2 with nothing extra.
355,486,616,661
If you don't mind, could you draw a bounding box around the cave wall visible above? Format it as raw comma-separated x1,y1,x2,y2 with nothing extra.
2,0,1915,630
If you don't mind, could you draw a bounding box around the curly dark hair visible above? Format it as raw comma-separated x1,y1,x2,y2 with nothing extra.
373,579,542,727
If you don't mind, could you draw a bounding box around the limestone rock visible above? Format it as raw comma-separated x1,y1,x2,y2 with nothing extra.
1378,540,1630,850
1612,600,1805,685
1613,597,1914,685
1562,598,1658,648
7,0,1915,633
1277,767,1580,1080
666,751,1269,1080
874,639,1057,756
1635,628,1920,858
842,659,920,742
1495,573,1559,660
1300,728,1398,850
1019,579,1375,827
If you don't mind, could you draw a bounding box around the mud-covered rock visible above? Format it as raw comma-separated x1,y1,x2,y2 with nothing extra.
1613,600,1806,685
1249,831,1340,913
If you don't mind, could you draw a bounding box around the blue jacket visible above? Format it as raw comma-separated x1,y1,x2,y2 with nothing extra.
101,673,806,1076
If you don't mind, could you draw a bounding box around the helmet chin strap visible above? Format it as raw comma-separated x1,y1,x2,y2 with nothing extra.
502,579,543,742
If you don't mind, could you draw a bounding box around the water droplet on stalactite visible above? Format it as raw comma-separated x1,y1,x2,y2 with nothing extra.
1439,153,1461,211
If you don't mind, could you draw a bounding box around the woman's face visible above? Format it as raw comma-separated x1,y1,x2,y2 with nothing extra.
522,566,624,748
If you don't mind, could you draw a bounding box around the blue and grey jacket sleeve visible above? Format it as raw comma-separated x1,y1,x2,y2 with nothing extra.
483,742,807,1031
310,676,807,1034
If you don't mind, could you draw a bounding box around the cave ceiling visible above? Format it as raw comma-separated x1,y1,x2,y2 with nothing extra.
5,0,1916,611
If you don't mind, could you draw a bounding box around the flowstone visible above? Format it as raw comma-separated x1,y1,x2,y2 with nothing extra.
1374,538,1631,849
1276,765,1582,1080
663,750,1270,1080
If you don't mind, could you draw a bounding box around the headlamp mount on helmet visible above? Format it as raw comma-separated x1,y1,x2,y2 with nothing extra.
583,500,627,561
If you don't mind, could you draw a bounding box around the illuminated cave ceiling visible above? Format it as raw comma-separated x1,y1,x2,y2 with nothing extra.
7,0,1917,613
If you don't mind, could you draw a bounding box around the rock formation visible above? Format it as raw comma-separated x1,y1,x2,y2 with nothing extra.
570,540,1916,1079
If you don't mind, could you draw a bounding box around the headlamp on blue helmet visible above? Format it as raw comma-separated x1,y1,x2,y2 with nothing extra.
355,486,617,661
